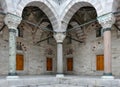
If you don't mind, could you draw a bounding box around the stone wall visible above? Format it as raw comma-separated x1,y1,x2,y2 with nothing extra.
0,24,57,75
0,22,120,76
63,25,120,76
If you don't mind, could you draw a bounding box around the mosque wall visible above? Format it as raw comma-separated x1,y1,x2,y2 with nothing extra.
0,22,57,75
63,26,120,76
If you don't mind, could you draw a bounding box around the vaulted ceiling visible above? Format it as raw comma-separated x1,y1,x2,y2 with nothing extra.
22,6,53,30
68,7,98,29
66,6,100,43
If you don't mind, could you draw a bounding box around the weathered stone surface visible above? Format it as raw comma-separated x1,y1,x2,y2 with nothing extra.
0,76,119,87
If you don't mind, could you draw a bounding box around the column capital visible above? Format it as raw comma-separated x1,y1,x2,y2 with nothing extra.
54,32,66,43
98,13,115,29
4,13,22,30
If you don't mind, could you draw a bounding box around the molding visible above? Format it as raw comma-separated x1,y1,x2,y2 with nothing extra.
102,28,111,33
9,29,16,33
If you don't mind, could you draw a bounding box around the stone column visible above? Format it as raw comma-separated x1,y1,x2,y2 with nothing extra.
98,13,115,78
54,32,66,77
4,13,22,76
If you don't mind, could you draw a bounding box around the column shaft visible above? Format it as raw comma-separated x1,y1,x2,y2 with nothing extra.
8,29,17,75
103,30,112,75
57,43,63,74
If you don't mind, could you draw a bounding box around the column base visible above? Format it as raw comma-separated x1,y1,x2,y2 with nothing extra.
8,72,17,76
56,74,64,78
101,76,114,79
6,76,19,79
101,73,114,79
103,73,112,76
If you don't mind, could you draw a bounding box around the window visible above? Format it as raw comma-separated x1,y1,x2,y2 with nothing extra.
17,42,22,50
67,58,73,71
96,55,104,71
67,36,72,44
96,28,102,37
46,58,52,71
18,26,23,37
16,54,24,70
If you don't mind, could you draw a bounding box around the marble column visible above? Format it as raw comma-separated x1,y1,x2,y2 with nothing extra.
98,13,115,78
4,13,22,76
54,32,66,77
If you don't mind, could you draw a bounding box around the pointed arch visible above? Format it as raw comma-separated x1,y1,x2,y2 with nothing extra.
7,0,58,31
61,0,107,31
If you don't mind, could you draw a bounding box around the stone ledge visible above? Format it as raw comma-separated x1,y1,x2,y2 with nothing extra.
56,74,64,78
6,76,19,79
101,76,114,79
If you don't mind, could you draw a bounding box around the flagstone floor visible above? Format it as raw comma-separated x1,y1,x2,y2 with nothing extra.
0,75,119,87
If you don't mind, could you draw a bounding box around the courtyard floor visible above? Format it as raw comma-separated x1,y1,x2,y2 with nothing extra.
0,75,120,87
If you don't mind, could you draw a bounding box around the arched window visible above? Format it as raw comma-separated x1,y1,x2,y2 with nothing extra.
18,26,24,37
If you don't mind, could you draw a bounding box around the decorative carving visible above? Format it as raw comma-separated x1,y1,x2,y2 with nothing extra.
98,13,115,29
4,13,22,29
54,32,66,43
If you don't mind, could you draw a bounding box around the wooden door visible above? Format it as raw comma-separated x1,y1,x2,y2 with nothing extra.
96,55,104,71
67,58,73,71
16,54,24,70
46,58,52,71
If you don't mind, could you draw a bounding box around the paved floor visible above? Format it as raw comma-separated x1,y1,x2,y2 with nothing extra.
0,75,119,87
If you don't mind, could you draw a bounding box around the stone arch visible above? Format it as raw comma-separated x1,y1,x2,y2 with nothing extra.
0,0,7,12
61,0,104,31
112,0,119,12
15,0,58,31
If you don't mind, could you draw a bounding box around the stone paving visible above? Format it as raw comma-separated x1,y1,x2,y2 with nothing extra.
0,75,120,87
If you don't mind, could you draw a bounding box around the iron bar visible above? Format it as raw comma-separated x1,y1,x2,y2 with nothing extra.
66,11,120,32
114,24,120,31
67,36,83,43
22,20,54,32
0,24,6,32
0,11,120,33
36,36,53,44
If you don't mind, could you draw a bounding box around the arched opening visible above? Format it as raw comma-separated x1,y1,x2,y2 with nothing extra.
17,6,57,75
16,0,58,31
63,5,104,76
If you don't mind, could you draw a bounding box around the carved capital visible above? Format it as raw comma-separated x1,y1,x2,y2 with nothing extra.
4,13,22,30
98,13,115,29
54,32,66,43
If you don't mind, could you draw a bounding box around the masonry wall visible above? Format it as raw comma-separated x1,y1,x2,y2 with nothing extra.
0,24,57,75
0,23,120,76
63,26,120,76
